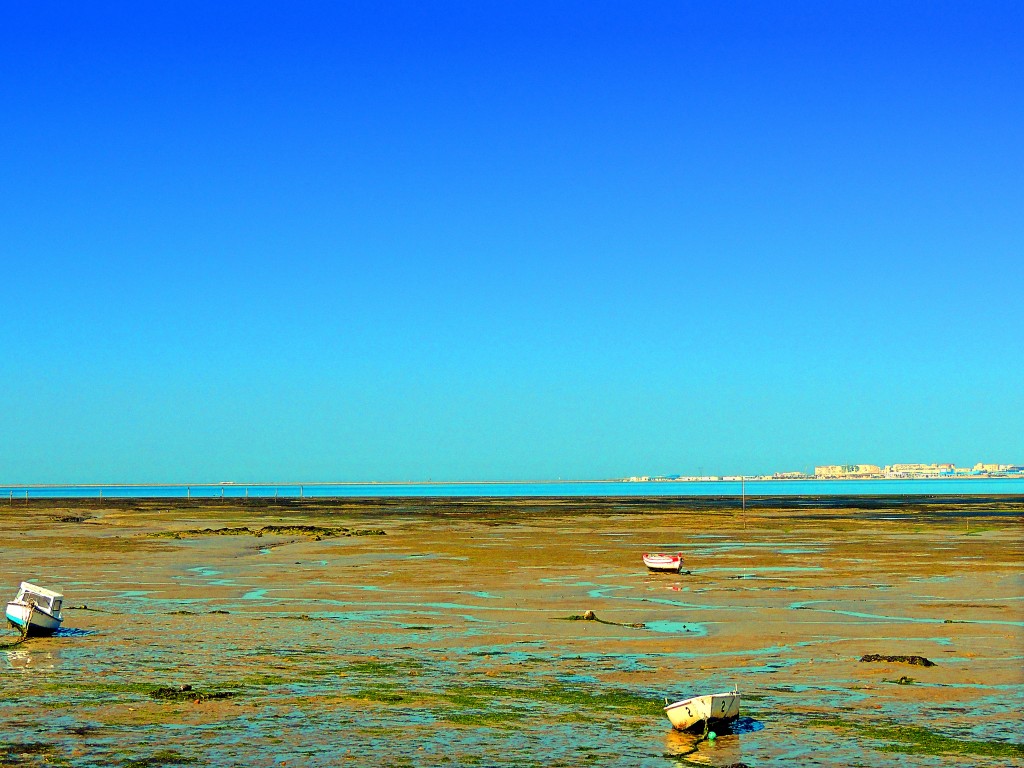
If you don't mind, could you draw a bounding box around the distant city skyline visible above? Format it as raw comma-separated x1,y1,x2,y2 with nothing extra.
627,460,1024,483
4,459,1022,488
2,3,1020,483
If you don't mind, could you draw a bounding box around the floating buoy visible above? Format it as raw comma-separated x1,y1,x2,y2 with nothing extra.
707,731,717,741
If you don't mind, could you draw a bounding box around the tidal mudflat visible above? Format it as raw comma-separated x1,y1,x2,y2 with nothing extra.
2,496,1022,767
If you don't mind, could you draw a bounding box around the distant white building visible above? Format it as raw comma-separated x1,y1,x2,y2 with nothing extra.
815,464,882,478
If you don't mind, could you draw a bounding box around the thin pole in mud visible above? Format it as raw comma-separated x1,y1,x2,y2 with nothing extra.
740,477,746,529
99,488,103,500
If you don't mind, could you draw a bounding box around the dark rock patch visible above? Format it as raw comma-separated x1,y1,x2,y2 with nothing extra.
148,684,239,703
860,654,935,667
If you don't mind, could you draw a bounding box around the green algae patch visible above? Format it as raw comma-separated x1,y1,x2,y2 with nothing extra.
121,750,198,767
148,685,239,703
330,679,658,729
0,742,71,768
557,610,645,629
810,717,1024,758
51,681,157,697
883,676,916,685
442,708,501,729
235,672,288,686
346,659,424,675
529,683,662,716
442,710,523,728
436,682,660,718
351,687,406,704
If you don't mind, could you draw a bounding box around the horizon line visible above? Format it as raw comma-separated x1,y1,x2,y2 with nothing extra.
2,475,1021,489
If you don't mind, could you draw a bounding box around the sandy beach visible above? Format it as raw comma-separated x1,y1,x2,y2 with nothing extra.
2,496,1022,767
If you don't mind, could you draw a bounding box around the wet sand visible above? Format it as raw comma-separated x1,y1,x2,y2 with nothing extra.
2,497,1022,767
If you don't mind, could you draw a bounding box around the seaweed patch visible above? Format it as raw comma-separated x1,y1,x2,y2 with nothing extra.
150,525,385,540
147,685,239,703
810,717,1024,758
859,654,935,667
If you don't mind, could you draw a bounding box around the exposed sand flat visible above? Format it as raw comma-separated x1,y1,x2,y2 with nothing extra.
2,497,1022,767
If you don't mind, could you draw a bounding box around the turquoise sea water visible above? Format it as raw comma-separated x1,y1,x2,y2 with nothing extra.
3,477,1023,498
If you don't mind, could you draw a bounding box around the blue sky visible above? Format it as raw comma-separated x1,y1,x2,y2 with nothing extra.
2,1,1021,482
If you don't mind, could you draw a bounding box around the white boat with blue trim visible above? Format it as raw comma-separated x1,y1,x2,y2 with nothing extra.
5,583,64,637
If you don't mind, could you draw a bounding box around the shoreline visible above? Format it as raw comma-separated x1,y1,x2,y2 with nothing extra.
9,493,1024,515
4,474,1024,487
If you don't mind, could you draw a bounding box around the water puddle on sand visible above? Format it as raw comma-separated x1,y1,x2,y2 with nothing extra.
185,566,223,577
701,565,826,573
642,620,706,635
789,601,1024,627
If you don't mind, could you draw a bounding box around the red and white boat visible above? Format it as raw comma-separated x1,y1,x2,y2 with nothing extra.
642,553,683,572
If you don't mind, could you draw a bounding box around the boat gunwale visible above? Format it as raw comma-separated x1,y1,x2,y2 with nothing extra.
663,691,739,712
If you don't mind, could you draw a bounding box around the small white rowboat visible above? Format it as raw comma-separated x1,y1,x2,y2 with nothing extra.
5,583,64,637
643,553,683,572
664,689,740,732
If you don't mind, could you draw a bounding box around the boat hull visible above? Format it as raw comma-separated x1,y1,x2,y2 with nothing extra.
664,691,740,731
5,602,62,637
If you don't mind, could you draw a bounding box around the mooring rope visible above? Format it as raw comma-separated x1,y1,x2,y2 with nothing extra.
0,604,34,648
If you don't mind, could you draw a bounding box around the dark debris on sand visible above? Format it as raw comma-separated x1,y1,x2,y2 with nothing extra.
148,684,239,703
860,654,936,667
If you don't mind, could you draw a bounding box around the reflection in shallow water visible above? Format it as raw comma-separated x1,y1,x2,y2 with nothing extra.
728,716,766,734
3,648,60,670
53,626,92,637
663,717,763,765
664,727,749,765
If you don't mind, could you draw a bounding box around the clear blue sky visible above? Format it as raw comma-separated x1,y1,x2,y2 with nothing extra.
2,1,1021,483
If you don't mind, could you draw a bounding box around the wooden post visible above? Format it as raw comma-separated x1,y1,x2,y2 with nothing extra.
741,477,746,530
